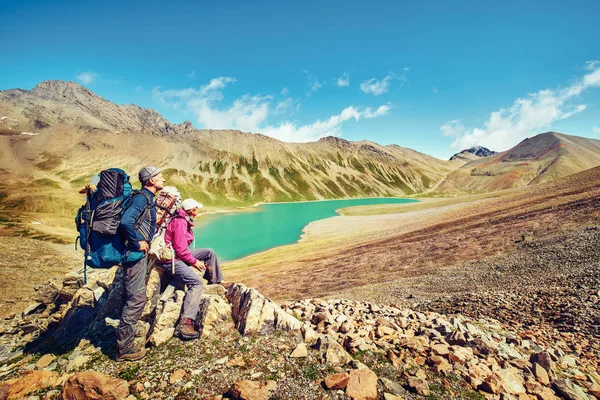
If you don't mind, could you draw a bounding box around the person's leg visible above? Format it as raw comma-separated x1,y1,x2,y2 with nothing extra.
173,260,204,320
116,256,148,359
190,248,223,284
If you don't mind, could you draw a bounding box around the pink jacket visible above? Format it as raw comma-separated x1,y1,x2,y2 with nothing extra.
164,209,197,265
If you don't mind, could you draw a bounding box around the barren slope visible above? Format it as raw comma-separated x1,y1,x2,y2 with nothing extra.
223,165,600,301
435,132,600,194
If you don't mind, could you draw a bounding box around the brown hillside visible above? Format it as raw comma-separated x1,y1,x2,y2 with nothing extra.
435,132,600,194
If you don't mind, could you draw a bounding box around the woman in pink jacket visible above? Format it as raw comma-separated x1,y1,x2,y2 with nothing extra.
164,198,230,340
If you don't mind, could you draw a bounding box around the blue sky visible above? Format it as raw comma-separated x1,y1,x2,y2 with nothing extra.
1,0,599,159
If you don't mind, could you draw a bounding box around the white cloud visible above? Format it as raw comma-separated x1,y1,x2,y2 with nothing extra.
281,87,289,96
441,120,465,137
187,71,196,79
432,87,438,94
443,62,600,151
304,70,324,96
360,72,396,96
136,85,143,93
153,77,390,142
404,67,410,71
337,72,350,87
593,126,600,134
76,71,99,85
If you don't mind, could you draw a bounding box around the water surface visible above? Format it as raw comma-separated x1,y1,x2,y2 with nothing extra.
193,198,418,261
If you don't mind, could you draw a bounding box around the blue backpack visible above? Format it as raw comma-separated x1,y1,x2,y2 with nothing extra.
75,168,151,282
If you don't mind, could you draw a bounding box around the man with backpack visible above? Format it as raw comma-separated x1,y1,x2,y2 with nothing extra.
116,165,165,362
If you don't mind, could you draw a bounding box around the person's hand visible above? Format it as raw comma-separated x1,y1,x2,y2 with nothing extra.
194,260,206,271
138,241,149,253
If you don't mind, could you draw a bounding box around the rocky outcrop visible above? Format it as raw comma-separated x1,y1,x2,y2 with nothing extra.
60,371,129,400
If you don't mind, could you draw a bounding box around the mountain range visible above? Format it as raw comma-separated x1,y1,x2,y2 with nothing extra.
1,80,600,216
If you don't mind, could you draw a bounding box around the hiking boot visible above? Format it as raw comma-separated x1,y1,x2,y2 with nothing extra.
176,318,200,340
116,347,147,362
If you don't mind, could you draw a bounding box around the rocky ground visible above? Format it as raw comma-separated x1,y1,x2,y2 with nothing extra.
0,260,599,399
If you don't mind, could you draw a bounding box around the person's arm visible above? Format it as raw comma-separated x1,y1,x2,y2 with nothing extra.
169,218,198,265
120,195,147,251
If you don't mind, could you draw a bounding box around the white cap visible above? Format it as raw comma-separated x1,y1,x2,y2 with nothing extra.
181,198,203,211
160,186,181,201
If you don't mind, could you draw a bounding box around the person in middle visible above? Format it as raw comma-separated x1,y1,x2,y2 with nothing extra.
164,198,229,340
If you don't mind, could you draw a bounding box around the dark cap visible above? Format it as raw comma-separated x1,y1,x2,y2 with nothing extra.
139,166,161,185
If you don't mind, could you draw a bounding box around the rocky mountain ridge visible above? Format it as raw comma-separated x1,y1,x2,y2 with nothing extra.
0,81,456,220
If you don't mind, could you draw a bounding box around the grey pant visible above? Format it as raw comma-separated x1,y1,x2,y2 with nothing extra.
116,255,147,354
171,248,223,321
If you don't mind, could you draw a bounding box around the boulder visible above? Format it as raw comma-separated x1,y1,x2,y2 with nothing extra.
226,380,277,400
34,278,63,304
60,371,129,400
551,379,590,400
324,373,350,390
196,294,233,338
35,354,57,370
289,343,307,358
407,377,430,396
534,362,550,386
227,284,302,336
313,335,352,365
346,369,378,400
148,298,183,345
496,367,526,395
0,370,59,400
141,265,164,320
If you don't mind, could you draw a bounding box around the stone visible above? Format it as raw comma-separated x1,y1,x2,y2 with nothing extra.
196,295,234,338
313,335,352,365
380,377,408,396
383,393,403,400
533,363,550,386
0,370,59,400
431,343,450,356
227,284,302,337
346,369,378,400
530,352,555,375
141,266,164,320
407,377,430,396
449,346,474,365
588,383,600,398
480,374,504,394
226,380,277,400
34,278,62,304
60,371,129,400
65,355,91,372
35,354,57,370
148,327,175,347
551,379,589,400
23,302,43,316
169,369,186,384
496,367,526,395
289,343,307,358
324,373,350,390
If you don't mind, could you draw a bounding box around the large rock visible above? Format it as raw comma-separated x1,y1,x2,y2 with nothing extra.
141,265,165,321
60,371,129,400
196,294,233,338
496,367,526,395
226,380,277,400
313,335,352,365
324,373,350,390
551,379,590,400
34,278,63,304
148,298,183,346
0,370,59,400
346,369,378,400
227,284,302,336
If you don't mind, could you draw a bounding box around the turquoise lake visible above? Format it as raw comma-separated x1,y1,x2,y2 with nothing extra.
192,198,418,261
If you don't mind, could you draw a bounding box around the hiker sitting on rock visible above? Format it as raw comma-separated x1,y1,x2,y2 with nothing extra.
163,198,231,340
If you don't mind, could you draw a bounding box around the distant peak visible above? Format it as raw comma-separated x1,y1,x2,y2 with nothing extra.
318,136,352,146
34,80,87,92
450,146,497,161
